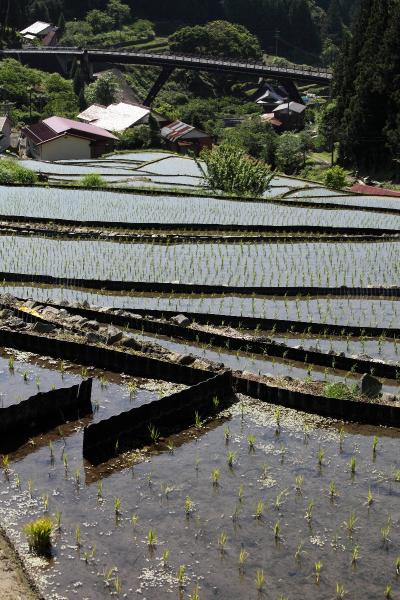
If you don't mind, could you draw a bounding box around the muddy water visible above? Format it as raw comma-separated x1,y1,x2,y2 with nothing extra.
2,285,399,329
0,398,399,599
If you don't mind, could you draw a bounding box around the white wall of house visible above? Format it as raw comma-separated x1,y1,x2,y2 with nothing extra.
36,135,92,161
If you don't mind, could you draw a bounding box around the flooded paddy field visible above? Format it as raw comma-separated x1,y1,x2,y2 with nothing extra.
1,236,399,288
0,398,399,599
1,188,400,230
2,285,400,329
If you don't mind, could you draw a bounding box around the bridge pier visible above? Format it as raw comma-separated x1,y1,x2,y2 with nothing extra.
144,66,175,106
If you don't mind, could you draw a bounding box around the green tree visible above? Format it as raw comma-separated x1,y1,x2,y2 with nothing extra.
61,21,94,46
324,165,347,189
85,72,121,106
169,20,262,60
106,0,131,26
86,10,114,34
221,116,277,164
275,132,305,174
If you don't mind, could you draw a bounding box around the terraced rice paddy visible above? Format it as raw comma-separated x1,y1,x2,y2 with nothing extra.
0,152,399,599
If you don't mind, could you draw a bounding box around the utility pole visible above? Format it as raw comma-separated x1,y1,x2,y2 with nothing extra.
274,29,280,57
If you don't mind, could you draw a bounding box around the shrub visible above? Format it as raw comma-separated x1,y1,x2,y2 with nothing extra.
324,166,347,190
117,125,152,150
275,133,305,175
24,517,53,555
200,144,273,196
0,160,37,185
80,173,107,188
323,381,358,400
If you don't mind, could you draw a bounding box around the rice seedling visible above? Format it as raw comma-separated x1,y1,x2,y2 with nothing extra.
247,434,256,451
14,473,21,490
184,496,193,516
177,565,186,588
227,451,236,468
351,545,360,565
295,542,305,562
372,435,379,455
349,457,356,475
55,511,62,531
167,441,175,454
238,484,244,502
148,423,160,444
384,585,392,598
27,479,33,497
218,531,228,553
189,584,200,600
147,528,157,547
274,407,282,432
336,582,346,599
97,481,103,500
344,512,358,535
24,517,53,556
381,523,391,547
211,468,220,486
224,426,231,442
273,520,281,541
131,514,138,527
42,494,49,511
8,356,14,372
194,411,202,429
212,396,220,410
393,469,400,482
305,500,314,524
74,468,81,487
295,475,304,494
275,489,288,510
75,525,81,547
317,447,325,467
238,548,248,570
329,480,337,499
314,561,322,584
395,556,400,576
114,576,122,594
255,501,264,520
367,488,374,506
255,569,265,591
114,497,122,515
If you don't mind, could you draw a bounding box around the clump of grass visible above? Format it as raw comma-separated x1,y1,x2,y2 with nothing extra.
336,582,346,599
323,382,358,400
147,528,157,547
80,173,107,188
255,569,265,591
211,468,220,486
24,517,53,555
0,160,37,185
314,561,322,584
317,447,325,467
349,456,356,475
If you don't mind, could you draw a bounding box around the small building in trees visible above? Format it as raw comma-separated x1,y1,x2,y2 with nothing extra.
272,101,306,130
161,120,212,155
0,117,12,152
19,22,59,46
77,102,168,133
20,116,117,161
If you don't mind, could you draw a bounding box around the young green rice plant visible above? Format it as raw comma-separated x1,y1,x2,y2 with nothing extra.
227,451,236,468
194,411,202,429
329,480,337,499
305,500,314,524
8,355,14,372
317,447,325,467
255,500,264,520
351,545,360,566
339,426,345,450
42,494,49,512
177,564,185,588
27,479,33,497
295,542,305,562
14,473,21,490
247,434,256,451
372,435,379,455
349,456,356,475
384,585,392,599
167,441,175,454
295,475,304,494
211,468,220,486
114,497,122,516
63,453,68,473
1,455,9,475
275,489,288,510
75,525,81,547
344,512,358,536
213,396,220,410
238,548,248,570
189,584,200,600
97,480,103,501
131,514,138,528
393,469,400,482
74,468,81,487
255,569,265,591
184,496,193,516
314,561,322,584
127,380,137,397
381,523,391,547
162,548,170,567
24,517,53,556
238,484,244,502
114,576,122,595
367,487,374,506
274,407,282,432
54,511,62,532
218,531,227,553
273,520,281,541
148,423,160,444
336,582,346,599
147,528,157,547
224,426,231,443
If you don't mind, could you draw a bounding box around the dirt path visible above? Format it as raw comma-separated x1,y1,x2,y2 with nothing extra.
0,533,38,600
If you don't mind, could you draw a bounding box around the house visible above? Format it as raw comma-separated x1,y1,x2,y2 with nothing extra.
77,102,168,133
260,113,283,130
161,121,212,155
0,117,12,152
19,21,59,46
20,117,117,161
255,83,287,112
272,101,306,130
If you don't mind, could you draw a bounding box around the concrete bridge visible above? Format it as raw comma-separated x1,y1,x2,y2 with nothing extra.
1,47,332,105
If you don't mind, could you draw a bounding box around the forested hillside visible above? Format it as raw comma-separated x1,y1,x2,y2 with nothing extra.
1,0,360,64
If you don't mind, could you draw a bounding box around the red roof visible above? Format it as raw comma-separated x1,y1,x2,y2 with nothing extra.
260,113,283,127
44,116,117,140
351,184,400,198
